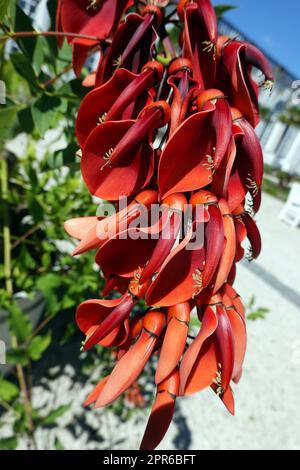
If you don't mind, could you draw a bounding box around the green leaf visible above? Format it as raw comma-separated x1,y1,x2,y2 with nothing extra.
10,52,39,92
8,302,33,343
0,379,19,401
0,436,17,450
14,5,36,60
43,404,71,425
214,4,236,18
31,94,62,137
247,308,270,321
18,106,35,134
28,331,52,361
0,106,19,145
36,273,61,292
48,143,78,169
36,273,62,315
6,348,29,366
0,0,10,21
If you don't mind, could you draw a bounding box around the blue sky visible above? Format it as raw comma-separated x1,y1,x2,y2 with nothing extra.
212,0,300,77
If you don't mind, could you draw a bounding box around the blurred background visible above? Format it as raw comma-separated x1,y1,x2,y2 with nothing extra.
0,0,299,450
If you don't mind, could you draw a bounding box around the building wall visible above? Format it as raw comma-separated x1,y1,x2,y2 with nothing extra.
218,18,300,176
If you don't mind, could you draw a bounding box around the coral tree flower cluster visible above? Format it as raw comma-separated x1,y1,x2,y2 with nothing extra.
60,0,274,450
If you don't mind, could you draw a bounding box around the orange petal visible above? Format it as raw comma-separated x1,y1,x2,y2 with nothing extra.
155,304,190,384
84,376,109,407
95,311,165,407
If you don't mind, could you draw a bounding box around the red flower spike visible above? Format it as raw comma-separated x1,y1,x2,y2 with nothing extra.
155,303,190,384
140,368,180,450
59,0,270,447
95,311,166,407
76,292,134,351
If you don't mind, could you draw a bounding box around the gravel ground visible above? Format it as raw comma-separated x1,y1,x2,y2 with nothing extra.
1,192,299,450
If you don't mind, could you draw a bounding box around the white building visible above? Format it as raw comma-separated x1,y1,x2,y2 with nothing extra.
219,18,300,176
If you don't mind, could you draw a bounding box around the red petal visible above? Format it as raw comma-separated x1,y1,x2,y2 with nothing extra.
179,305,218,395
83,294,134,351
95,330,157,407
84,376,109,407
155,303,190,384
140,369,179,450
81,120,154,200
95,228,158,278
213,200,236,293
76,68,140,147
146,223,205,307
158,109,214,199
215,304,234,392
203,204,224,288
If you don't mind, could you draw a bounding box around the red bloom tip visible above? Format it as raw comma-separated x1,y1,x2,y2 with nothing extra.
168,57,193,75
196,88,225,110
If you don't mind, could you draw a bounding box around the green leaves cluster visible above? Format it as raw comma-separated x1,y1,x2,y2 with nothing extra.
0,0,103,450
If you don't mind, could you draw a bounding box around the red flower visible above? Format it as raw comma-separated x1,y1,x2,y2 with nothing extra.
178,0,218,89
96,9,161,85
56,1,132,75
76,61,163,148
217,37,274,128
158,89,232,199
60,0,273,450
81,101,170,200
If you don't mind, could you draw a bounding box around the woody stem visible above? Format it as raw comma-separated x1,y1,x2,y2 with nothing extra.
0,30,100,42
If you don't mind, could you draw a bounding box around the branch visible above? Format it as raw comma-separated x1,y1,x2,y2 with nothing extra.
0,30,100,43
